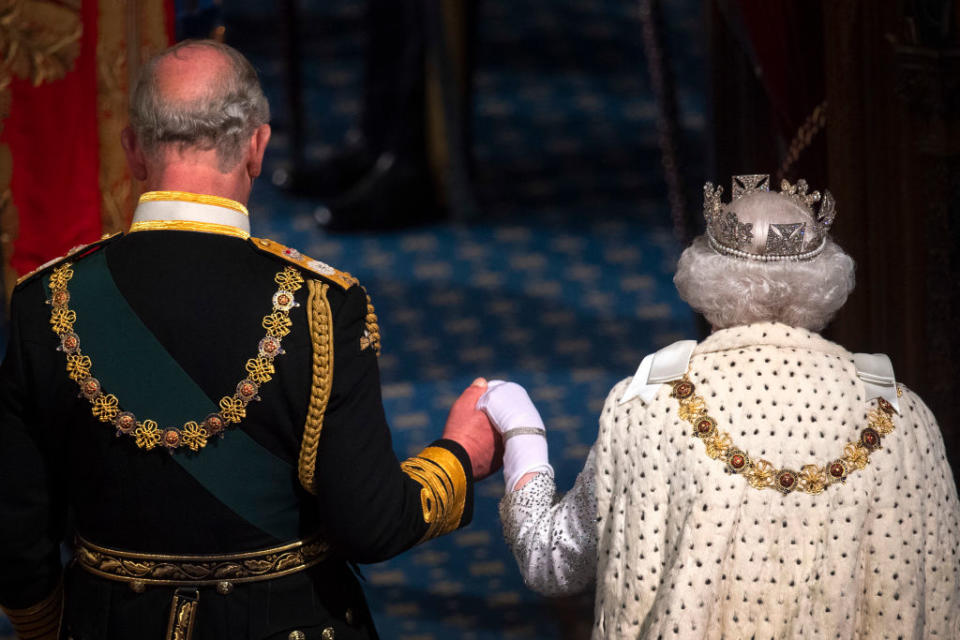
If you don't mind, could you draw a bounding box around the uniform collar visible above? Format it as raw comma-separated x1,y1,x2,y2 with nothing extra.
694,322,850,359
129,191,251,240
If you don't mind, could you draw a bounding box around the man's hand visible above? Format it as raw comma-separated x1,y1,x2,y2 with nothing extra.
442,378,503,480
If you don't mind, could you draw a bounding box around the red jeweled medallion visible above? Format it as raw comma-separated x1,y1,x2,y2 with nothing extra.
203,413,226,436
726,449,749,474
163,428,181,449
80,377,102,400
860,427,881,450
236,379,259,402
828,460,847,479
114,412,137,435
60,333,80,354
51,290,70,306
258,336,282,357
272,290,296,311
776,470,798,494
877,398,894,415
694,416,716,438
673,381,695,399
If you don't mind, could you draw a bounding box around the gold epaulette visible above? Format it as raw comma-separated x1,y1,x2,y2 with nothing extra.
249,237,358,290
298,279,334,495
15,232,122,289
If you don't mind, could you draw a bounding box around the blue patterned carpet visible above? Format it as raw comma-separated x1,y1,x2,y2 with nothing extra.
0,1,703,638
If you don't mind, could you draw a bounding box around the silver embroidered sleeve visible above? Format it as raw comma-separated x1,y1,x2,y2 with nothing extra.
498,447,598,596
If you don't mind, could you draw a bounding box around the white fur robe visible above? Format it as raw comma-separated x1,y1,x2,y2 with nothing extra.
500,322,960,639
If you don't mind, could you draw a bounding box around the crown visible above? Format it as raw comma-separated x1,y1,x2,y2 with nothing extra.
703,174,837,262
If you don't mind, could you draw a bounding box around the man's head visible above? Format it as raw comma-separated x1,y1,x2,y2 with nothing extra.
122,40,270,201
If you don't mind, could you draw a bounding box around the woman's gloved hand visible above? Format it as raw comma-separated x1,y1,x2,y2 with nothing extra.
477,381,553,492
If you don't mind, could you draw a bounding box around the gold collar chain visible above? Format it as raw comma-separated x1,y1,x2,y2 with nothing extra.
670,375,898,494
48,263,305,452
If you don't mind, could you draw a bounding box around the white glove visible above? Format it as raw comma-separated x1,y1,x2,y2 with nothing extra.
477,381,554,492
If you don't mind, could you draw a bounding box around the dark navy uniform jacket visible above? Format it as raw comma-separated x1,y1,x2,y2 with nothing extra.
0,193,473,640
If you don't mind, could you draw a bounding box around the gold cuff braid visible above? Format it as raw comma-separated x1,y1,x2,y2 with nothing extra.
1,581,63,640
401,446,468,542
298,279,334,494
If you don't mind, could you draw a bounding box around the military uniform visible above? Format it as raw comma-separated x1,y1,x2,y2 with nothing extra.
0,191,473,640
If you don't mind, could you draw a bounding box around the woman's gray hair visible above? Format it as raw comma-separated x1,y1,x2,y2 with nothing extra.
129,40,270,171
674,192,856,332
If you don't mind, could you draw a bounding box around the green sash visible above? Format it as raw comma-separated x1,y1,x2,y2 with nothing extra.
49,250,301,540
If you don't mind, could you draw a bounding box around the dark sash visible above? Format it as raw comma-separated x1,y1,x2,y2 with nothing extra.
51,250,301,540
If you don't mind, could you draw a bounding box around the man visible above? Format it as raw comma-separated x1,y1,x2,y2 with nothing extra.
0,40,499,640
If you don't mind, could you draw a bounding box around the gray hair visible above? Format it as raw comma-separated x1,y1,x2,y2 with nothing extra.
129,40,270,171
674,192,856,331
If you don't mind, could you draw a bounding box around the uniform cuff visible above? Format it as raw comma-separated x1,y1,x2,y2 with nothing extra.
401,439,475,543
1,580,62,640
431,438,474,528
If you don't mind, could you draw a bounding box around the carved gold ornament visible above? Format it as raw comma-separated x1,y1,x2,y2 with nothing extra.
48,262,304,452
670,375,898,495
0,0,83,93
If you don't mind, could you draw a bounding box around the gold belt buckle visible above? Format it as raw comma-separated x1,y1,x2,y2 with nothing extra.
165,588,199,640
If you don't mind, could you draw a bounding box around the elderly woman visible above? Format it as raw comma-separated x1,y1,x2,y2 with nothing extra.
479,175,960,639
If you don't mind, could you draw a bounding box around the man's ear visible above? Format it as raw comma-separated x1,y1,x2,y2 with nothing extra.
121,127,148,181
246,124,271,179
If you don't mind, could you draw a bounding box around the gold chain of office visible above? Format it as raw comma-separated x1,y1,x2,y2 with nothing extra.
47,262,304,452
670,376,898,494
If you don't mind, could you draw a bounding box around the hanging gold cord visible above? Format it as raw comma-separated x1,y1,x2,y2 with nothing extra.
298,279,334,494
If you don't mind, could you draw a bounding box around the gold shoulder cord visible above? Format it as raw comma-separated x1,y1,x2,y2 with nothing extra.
670,375,898,495
297,279,334,494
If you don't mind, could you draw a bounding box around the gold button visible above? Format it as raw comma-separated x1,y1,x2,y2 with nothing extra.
288,632,306,640
321,628,335,640
216,581,234,595
345,608,354,625
259,239,270,247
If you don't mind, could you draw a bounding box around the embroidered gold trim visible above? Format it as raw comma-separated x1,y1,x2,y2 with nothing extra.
670,375,897,495
0,580,63,640
75,534,330,586
401,446,468,541
138,190,249,216
47,262,304,452
15,233,121,287
250,236,359,290
298,279,334,494
360,288,381,356
128,220,250,240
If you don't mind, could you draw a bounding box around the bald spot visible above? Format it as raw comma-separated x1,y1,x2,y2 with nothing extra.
152,44,233,104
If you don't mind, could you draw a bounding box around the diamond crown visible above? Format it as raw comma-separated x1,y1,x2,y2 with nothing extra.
703,174,837,261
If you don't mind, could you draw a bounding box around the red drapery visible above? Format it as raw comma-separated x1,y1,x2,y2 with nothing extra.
4,0,102,276
0,0,173,293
